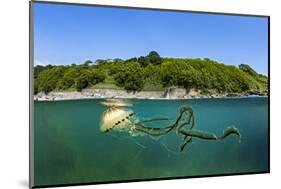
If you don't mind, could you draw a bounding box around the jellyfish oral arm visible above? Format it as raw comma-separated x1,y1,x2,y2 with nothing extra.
177,127,241,151
178,129,218,140
178,127,241,141
219,127,241,142
136,118,174,124
134,123,174,136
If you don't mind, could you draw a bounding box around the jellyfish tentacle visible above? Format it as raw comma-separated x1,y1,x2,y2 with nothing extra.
136,117,174,124
133,106,195,137
134,122,174,136
177,106,195,131
219,126,241,143
179,137,192,152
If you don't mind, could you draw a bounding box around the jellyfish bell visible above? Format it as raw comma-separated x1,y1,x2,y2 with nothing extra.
99,99,136,133
100,106,135,133
99,99,133,108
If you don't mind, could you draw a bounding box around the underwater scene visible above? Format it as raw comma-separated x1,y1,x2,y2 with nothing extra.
33,97,269,186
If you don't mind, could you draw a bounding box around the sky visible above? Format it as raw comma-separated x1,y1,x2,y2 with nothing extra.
34,2,268,75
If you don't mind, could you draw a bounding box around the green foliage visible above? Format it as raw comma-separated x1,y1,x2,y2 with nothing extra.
146,51,162,65
160,58,266,93
137,51,162,66
239,64,258,77
74,71,91,91
239,64,268,90
125,57,137,63
34,66,105,93
34,66,65,94
95,59,107,65
91,69,106,84
34,51,267,94
114,62,145,91
34,65,46,79
160,60,197,89
138,56,149,67
142,64,163,90
74,69,106,91
57,68,79,90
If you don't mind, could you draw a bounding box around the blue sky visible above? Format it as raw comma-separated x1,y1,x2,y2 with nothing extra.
34,2,268,75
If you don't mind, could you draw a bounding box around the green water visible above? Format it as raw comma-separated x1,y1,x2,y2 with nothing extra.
33,97,269,186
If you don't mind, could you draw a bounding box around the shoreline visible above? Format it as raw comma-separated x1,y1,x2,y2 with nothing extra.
34,88,268,101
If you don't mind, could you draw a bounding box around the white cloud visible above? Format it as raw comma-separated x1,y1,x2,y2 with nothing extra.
34,59,52,66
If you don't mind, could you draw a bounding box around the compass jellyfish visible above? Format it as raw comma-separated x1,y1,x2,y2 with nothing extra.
99,99,241,152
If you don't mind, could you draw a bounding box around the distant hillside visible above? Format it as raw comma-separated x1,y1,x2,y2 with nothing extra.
34,51,268,96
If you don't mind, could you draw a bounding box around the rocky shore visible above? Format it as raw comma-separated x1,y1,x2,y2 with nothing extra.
34,87,268,101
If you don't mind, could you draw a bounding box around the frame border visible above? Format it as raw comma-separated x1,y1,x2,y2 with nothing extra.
29,0,270,188
29,1,34,188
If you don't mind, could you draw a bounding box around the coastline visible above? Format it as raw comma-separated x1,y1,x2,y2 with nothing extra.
34,88,268,101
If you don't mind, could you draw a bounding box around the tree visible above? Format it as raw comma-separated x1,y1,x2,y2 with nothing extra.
35,67,65,93
161,61,196,89
74,69,106,91
125,57,137,63
114,62,144,91
138,56,149,67
113,58,124,63
34,65,46,79
91,69,106,85
84,60,93,65
95,59,107,65
57,68,79,90
75,75,89,91
146,51,162,65
160,61,180,87
239,64,258,77
74,71,92,91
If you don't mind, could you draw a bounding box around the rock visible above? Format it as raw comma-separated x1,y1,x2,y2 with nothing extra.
260,90,268,96
226,93,239,97
247,90,261,96
163,86,176,98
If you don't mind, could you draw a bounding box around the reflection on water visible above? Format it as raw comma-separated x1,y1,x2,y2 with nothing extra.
33,97,269,186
